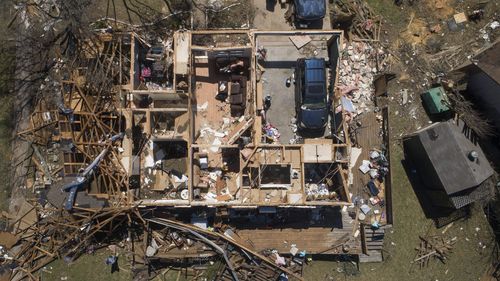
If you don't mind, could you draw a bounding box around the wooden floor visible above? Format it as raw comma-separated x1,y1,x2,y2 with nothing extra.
352,112,382,195
193,59,232,145
192,58,250,145
352,111,387,224
232,209,361,255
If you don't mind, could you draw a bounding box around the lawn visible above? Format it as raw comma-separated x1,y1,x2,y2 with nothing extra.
303,142,495,280
44,248,221,281
41,251,132,281
0,1,14,212
365,0,406,24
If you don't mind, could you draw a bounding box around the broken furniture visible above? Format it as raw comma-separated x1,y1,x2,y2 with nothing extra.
215,54,245,74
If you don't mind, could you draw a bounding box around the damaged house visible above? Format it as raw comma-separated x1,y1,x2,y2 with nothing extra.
13,27,393,278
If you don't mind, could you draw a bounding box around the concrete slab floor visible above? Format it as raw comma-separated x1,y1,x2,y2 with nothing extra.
262,66,333,143
257,34,335,142
262,67,296,144
256,35,330,64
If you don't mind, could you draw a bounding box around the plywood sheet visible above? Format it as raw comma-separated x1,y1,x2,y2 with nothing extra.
303,143,332,162
174,32,190,75
289,35,312,49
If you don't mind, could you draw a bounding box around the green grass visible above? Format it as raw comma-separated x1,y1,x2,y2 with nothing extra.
303,89,496,280
0,92,12,211
364,0,407,24
0,1,13,211
42,248,221,281
41,250,132,281
303,146,495,280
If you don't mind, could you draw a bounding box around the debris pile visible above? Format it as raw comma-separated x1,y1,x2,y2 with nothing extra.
358,149,389,181
1,203,309,280
414,235,457,268
331,0,382,41
264,123,281,143
305,183,340,201
338,42,387,115
2,205,143,280
143,218,306,280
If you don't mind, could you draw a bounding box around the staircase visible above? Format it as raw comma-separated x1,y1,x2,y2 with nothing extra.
359,225,386,263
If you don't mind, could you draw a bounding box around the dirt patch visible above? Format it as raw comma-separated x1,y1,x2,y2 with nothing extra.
424,0,455,20
193,0,255,29
400,12,432,46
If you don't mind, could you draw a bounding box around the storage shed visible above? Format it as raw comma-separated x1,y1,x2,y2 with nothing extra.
403,121,494,209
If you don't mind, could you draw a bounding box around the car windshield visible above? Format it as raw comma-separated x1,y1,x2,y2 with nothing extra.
304,98,325,109
295,0,326,19
303,85,326,108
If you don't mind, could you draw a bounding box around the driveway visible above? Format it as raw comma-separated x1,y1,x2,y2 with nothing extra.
252,0,331,31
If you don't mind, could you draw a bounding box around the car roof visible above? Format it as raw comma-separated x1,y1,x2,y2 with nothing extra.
304,58,325,84
294,0,326,19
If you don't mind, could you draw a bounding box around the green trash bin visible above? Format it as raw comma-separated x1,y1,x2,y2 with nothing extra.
421,86,451,116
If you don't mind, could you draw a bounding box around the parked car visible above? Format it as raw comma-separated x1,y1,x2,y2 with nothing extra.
294,0,326,28
295,58,329,131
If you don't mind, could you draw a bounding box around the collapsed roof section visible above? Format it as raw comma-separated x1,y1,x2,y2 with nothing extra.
19,32,140,208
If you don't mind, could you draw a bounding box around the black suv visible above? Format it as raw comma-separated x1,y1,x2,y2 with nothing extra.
294,0,326,28
295,58,329,131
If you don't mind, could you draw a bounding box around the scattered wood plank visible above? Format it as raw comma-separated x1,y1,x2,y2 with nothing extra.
414,234,457,268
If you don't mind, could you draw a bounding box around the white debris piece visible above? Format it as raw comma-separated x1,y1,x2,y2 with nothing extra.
289,244,299,256
359,160,371,174
401,89,409,105
197,101,208,111
338,42,386,113
349,147,362,169
213,131,226,138
210,138,222,152
173,174,188,183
